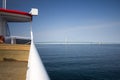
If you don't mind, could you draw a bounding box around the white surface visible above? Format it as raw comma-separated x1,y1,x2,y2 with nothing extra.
26,31,50,80
29,8,38,16
2,0,6,9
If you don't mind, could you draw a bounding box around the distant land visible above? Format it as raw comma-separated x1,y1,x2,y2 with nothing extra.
35,42,120,44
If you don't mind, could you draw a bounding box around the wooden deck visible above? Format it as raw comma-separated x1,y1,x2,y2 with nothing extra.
0,61,28,80
0,44,30,61
0,44,30,51
0,44,30,80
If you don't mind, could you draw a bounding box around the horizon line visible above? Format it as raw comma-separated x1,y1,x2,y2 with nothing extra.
35,42,120,44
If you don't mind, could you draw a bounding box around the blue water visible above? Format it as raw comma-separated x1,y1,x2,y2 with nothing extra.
36,44,120,80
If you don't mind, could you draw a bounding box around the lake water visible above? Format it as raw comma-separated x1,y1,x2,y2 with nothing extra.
36,44,120,80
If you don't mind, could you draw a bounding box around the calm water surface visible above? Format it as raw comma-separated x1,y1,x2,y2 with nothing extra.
36,44,120,80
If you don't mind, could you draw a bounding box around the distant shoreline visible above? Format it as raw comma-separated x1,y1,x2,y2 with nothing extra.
35,42,120,44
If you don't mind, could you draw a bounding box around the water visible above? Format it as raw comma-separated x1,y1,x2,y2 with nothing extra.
36,44,120,80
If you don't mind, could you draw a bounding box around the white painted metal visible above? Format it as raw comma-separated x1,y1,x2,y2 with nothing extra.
29,8,38,16
26,31,50,80
2,0,6,9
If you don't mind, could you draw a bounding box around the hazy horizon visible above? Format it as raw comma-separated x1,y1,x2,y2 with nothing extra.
0,0,120,43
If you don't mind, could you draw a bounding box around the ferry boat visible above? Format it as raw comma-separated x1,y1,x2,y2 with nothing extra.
0,1,50,80
0,8,32,80
0,8,32,60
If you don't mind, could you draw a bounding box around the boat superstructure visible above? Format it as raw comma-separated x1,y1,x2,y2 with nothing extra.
0,8,32,61
0,8,32,80
0,0,50,80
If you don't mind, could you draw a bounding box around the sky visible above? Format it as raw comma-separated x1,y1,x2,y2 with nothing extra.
0,0,120,43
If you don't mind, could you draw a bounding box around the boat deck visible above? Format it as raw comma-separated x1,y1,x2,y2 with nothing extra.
0,44,30,61
0,44,30,80
0,61,28,80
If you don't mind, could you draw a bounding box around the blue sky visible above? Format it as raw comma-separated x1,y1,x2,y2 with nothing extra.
0,0,120,43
